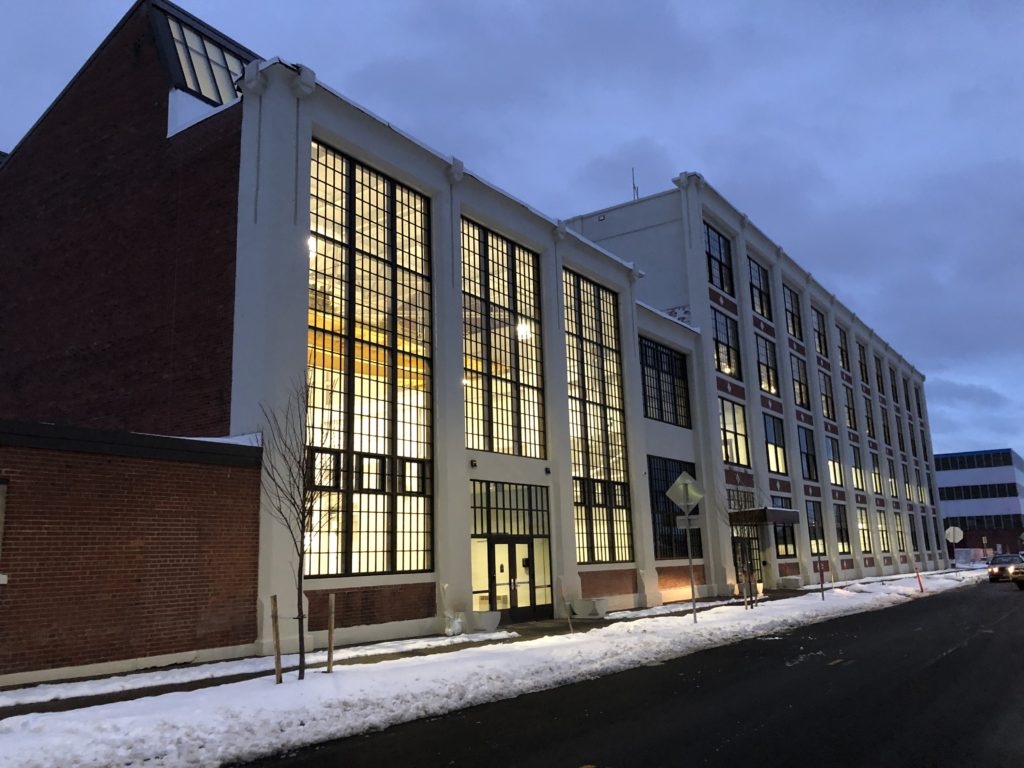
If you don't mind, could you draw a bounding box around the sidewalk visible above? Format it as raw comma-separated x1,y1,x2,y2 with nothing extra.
0,589,800,721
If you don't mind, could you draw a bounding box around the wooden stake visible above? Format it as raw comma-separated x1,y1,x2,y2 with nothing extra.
271,594,283,685
327,593,335,673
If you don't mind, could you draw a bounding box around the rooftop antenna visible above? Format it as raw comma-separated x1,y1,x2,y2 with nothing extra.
631,167,639,200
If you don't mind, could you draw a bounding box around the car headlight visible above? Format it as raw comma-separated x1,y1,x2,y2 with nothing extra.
989,567,996,573
1010,566,1016,574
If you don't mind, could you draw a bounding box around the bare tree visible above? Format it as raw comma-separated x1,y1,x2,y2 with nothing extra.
260,379,319,680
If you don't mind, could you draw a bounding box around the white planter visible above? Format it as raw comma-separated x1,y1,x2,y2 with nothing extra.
570,597,608,618
466,610,501,632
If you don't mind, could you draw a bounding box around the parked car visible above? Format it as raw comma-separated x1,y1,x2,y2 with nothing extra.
987,554,1024,582
1013,568,1024,590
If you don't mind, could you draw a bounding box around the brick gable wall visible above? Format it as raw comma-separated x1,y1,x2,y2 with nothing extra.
0,5,241,436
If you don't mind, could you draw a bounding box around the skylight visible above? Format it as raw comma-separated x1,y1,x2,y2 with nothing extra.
160,11,252,106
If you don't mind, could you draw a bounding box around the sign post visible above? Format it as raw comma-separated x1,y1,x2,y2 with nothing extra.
667,472,704,624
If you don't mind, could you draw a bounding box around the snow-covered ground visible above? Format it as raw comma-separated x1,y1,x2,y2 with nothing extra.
0,570,986,768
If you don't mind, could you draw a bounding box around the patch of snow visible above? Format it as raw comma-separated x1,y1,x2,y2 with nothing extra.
0,571,983,768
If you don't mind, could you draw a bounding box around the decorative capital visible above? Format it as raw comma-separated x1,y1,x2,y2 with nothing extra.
447,157,464,185
290,65,316,98
239,60,267,96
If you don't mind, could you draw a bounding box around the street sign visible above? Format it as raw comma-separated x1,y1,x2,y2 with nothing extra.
945,526,964,544
982,535,988,545
666,472,703,513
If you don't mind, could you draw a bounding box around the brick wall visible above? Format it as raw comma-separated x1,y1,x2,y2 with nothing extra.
580,569,637,598
0,443,260,677
305,583,436,631
656,565,706,590
0,5,241,436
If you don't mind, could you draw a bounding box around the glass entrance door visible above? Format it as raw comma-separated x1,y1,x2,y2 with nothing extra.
491,537,543,622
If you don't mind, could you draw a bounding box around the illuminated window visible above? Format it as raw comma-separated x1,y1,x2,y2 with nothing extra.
705,222,734,295
878,511,891,552
712,309,742,379
798,426,818,482
837,326,850,371
858,508,872,553
834,503,851,554
648,456,702,559
887,458,899,498
748,257,773,320
306,141,432,577
870,452,883,495
894,513,907,552
640,338,691,427
755,335,778,395
806,500,826,556
461,220,545,457
565,270,631,564
812,308,829,358
719,398,749,467
826,437,843,486
819,371,835,422
783,284,803,340
791,354,810,409
903,463,913,500
764,414,788,475
775,519,797,558
164,14,249,106
916,468,925,503
851,446,865,491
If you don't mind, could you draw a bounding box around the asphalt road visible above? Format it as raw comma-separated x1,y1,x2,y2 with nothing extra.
242,579,1024,768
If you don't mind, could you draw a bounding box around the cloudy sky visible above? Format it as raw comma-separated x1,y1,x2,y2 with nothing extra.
2,1,1022,456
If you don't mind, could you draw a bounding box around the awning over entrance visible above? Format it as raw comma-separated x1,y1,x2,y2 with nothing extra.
729,506,801,526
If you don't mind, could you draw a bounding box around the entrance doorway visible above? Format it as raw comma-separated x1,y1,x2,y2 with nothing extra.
730,524,764,585
471,481,553,622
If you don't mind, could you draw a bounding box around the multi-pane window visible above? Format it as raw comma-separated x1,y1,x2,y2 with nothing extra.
798,426,818,482
748,257,773,320
903,463,913,500
932,516,942,553
894,513,907,552
889,368,900,404
878,511,891,552
915,469,925,503
857,342,869,383
922,514,933,551
164,14,248,106
648,456,702,560
903,377,912,409
565,270,631,564
914,385,923,419
851,446,865,491
926,472,934,505
895,416,906,453
837,326,850,371
920,429,929,461
462,220,545,457
705,222,734,295
755,335,779,395
812,308,829,357
826,437,843,486
819,371,835,421
881,409,892,445
870,452,883,495
909,513,920,551
864,396,876,438
887,458,899,498
775,521,797,558
791,355,810,409
834,503,851,554
910,430,918,458
858,508,872,553
639,338,691,427
712,309,742,379
307,141,433,577
764,414,788,474
806,500,826,556
783,284,803,340
843,386,858,430
719,398,750,466
874,356,885,393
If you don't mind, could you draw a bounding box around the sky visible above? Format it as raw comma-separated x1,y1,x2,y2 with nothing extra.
0,569,984,767
1,1,1022,456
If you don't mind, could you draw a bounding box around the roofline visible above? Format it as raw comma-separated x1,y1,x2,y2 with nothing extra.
935,448,1018,459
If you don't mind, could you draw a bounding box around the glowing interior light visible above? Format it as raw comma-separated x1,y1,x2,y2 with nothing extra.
307,236,316,253
461,378,471,386
517,322,532,340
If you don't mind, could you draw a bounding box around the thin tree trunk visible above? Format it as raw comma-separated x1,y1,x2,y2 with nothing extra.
297,563,306,680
